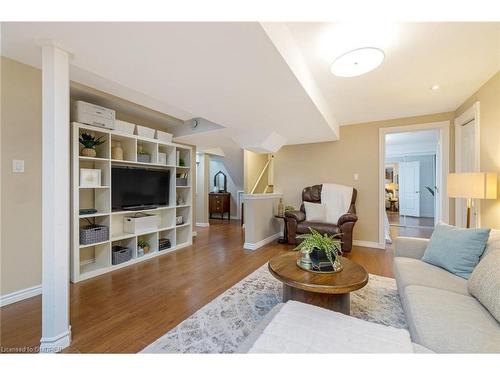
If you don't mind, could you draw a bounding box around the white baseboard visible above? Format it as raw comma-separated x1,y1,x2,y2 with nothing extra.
39,328,71,353
195,222,210,227
230,215,240,220
244,232,281,251
0,284,42,307
353,240,386,249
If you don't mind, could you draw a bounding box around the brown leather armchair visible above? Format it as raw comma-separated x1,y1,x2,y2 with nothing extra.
285,184,358,252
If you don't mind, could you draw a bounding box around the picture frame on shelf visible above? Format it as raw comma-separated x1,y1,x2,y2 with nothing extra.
80,168,101,187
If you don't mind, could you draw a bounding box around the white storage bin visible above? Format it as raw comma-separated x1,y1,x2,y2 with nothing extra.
124,213,160,234
73,100,115,130
114,120,135,135
135,125,155,139
155,130,173,143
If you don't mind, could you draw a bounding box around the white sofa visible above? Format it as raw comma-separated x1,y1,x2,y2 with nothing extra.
393,230,500,353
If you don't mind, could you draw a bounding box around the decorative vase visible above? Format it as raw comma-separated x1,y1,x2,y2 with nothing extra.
81,147,96,158
143,246,150,254
111,142,124,160
277,198,284,217
310,248,342,272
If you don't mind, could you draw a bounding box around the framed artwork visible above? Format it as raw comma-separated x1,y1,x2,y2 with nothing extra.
80,168,101,187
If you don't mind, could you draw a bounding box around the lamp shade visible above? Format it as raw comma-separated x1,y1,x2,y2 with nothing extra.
447,173,497,199
385,182,399,192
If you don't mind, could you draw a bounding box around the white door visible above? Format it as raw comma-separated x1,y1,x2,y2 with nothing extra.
399,161,420,217
458,120,477,227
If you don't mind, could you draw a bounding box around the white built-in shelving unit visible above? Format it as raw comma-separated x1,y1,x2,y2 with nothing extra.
71,122,193,282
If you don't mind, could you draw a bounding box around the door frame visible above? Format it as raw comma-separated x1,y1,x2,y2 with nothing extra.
454,101,481,227
379,121,450,247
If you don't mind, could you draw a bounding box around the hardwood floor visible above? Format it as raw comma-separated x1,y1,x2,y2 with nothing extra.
1,219,396,353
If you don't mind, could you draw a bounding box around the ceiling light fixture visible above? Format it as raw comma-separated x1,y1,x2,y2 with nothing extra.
431,84,440,91
330,47,385,77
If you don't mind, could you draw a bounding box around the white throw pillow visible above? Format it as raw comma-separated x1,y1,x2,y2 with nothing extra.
304,202,327,222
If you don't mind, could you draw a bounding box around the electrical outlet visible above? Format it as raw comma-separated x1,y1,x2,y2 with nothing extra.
12,160,25,173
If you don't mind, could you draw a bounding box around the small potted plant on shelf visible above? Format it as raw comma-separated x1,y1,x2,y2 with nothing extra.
137,239,150,257
294,228,343,273
79,132,106,157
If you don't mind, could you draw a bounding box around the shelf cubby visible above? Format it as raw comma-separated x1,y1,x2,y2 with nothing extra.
111,133,136,162
176,225,191,247
79,188,110,216
79,159,111,187
78,128,110,159
158,228,176,251
175,187,191,206
137,139,158,164
158,208,176,229
111,237,136,261
158,144,176,166
176,206,191,227
176,147,191,167
79,242,110,275
137,232,159,257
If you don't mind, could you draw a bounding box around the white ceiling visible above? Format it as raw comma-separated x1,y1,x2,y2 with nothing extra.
286,22,500,124
1,22,499,152
1,22,338,149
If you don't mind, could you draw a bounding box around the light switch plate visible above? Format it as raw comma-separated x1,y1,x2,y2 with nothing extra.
13,160,25,173
353,173,359,181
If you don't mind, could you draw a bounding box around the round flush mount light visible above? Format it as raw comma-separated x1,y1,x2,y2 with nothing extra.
330,47,385,77
431,84,440,91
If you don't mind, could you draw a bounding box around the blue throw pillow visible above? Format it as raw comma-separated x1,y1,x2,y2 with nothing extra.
422,223,490,279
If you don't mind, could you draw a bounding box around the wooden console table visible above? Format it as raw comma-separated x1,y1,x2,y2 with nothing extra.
209,192,231,220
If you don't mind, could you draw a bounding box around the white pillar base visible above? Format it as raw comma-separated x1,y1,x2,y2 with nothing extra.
39,327,72,353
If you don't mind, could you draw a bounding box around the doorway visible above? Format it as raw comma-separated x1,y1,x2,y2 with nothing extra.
379,122,450,245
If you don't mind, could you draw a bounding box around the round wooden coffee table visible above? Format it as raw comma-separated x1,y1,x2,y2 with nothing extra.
268,252,369,315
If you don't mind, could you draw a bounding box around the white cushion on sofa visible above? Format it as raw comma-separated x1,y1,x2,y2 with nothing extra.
468,249,500,322
403,285,500,353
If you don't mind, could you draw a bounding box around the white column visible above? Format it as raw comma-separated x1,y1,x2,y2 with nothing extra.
39,42,71,353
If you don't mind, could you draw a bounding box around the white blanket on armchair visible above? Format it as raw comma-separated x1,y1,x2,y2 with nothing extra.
321,183,353,224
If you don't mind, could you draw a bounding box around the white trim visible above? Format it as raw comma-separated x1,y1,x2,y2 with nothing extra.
242,193,282,200
352,240,386,250
386,151,436,159
195,222,210,227
230,215,240,220
39,328,72,353
379,121,450,247
244,232,281,250
0,284,42,307
454,101,481,227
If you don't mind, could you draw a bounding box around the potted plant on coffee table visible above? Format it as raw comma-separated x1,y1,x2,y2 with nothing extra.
295,228,343,273
79,132,106,158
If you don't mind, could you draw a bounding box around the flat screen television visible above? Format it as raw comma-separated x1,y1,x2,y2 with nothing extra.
112,166,170,210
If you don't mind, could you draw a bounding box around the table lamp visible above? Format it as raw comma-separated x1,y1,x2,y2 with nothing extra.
447,172,497,228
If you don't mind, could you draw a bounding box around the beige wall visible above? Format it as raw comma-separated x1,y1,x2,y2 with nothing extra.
274,112,455,244
1,57,42,295
454,71,500,229
243,150,269,193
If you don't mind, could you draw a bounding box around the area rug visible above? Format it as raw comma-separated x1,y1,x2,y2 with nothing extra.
141,264,407,354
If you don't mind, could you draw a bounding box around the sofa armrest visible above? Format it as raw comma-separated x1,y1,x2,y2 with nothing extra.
394,237,430,259
337,213,358,226
285,210,305,222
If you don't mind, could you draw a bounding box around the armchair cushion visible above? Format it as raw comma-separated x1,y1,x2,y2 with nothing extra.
285,210,305,222
296,221,340,237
